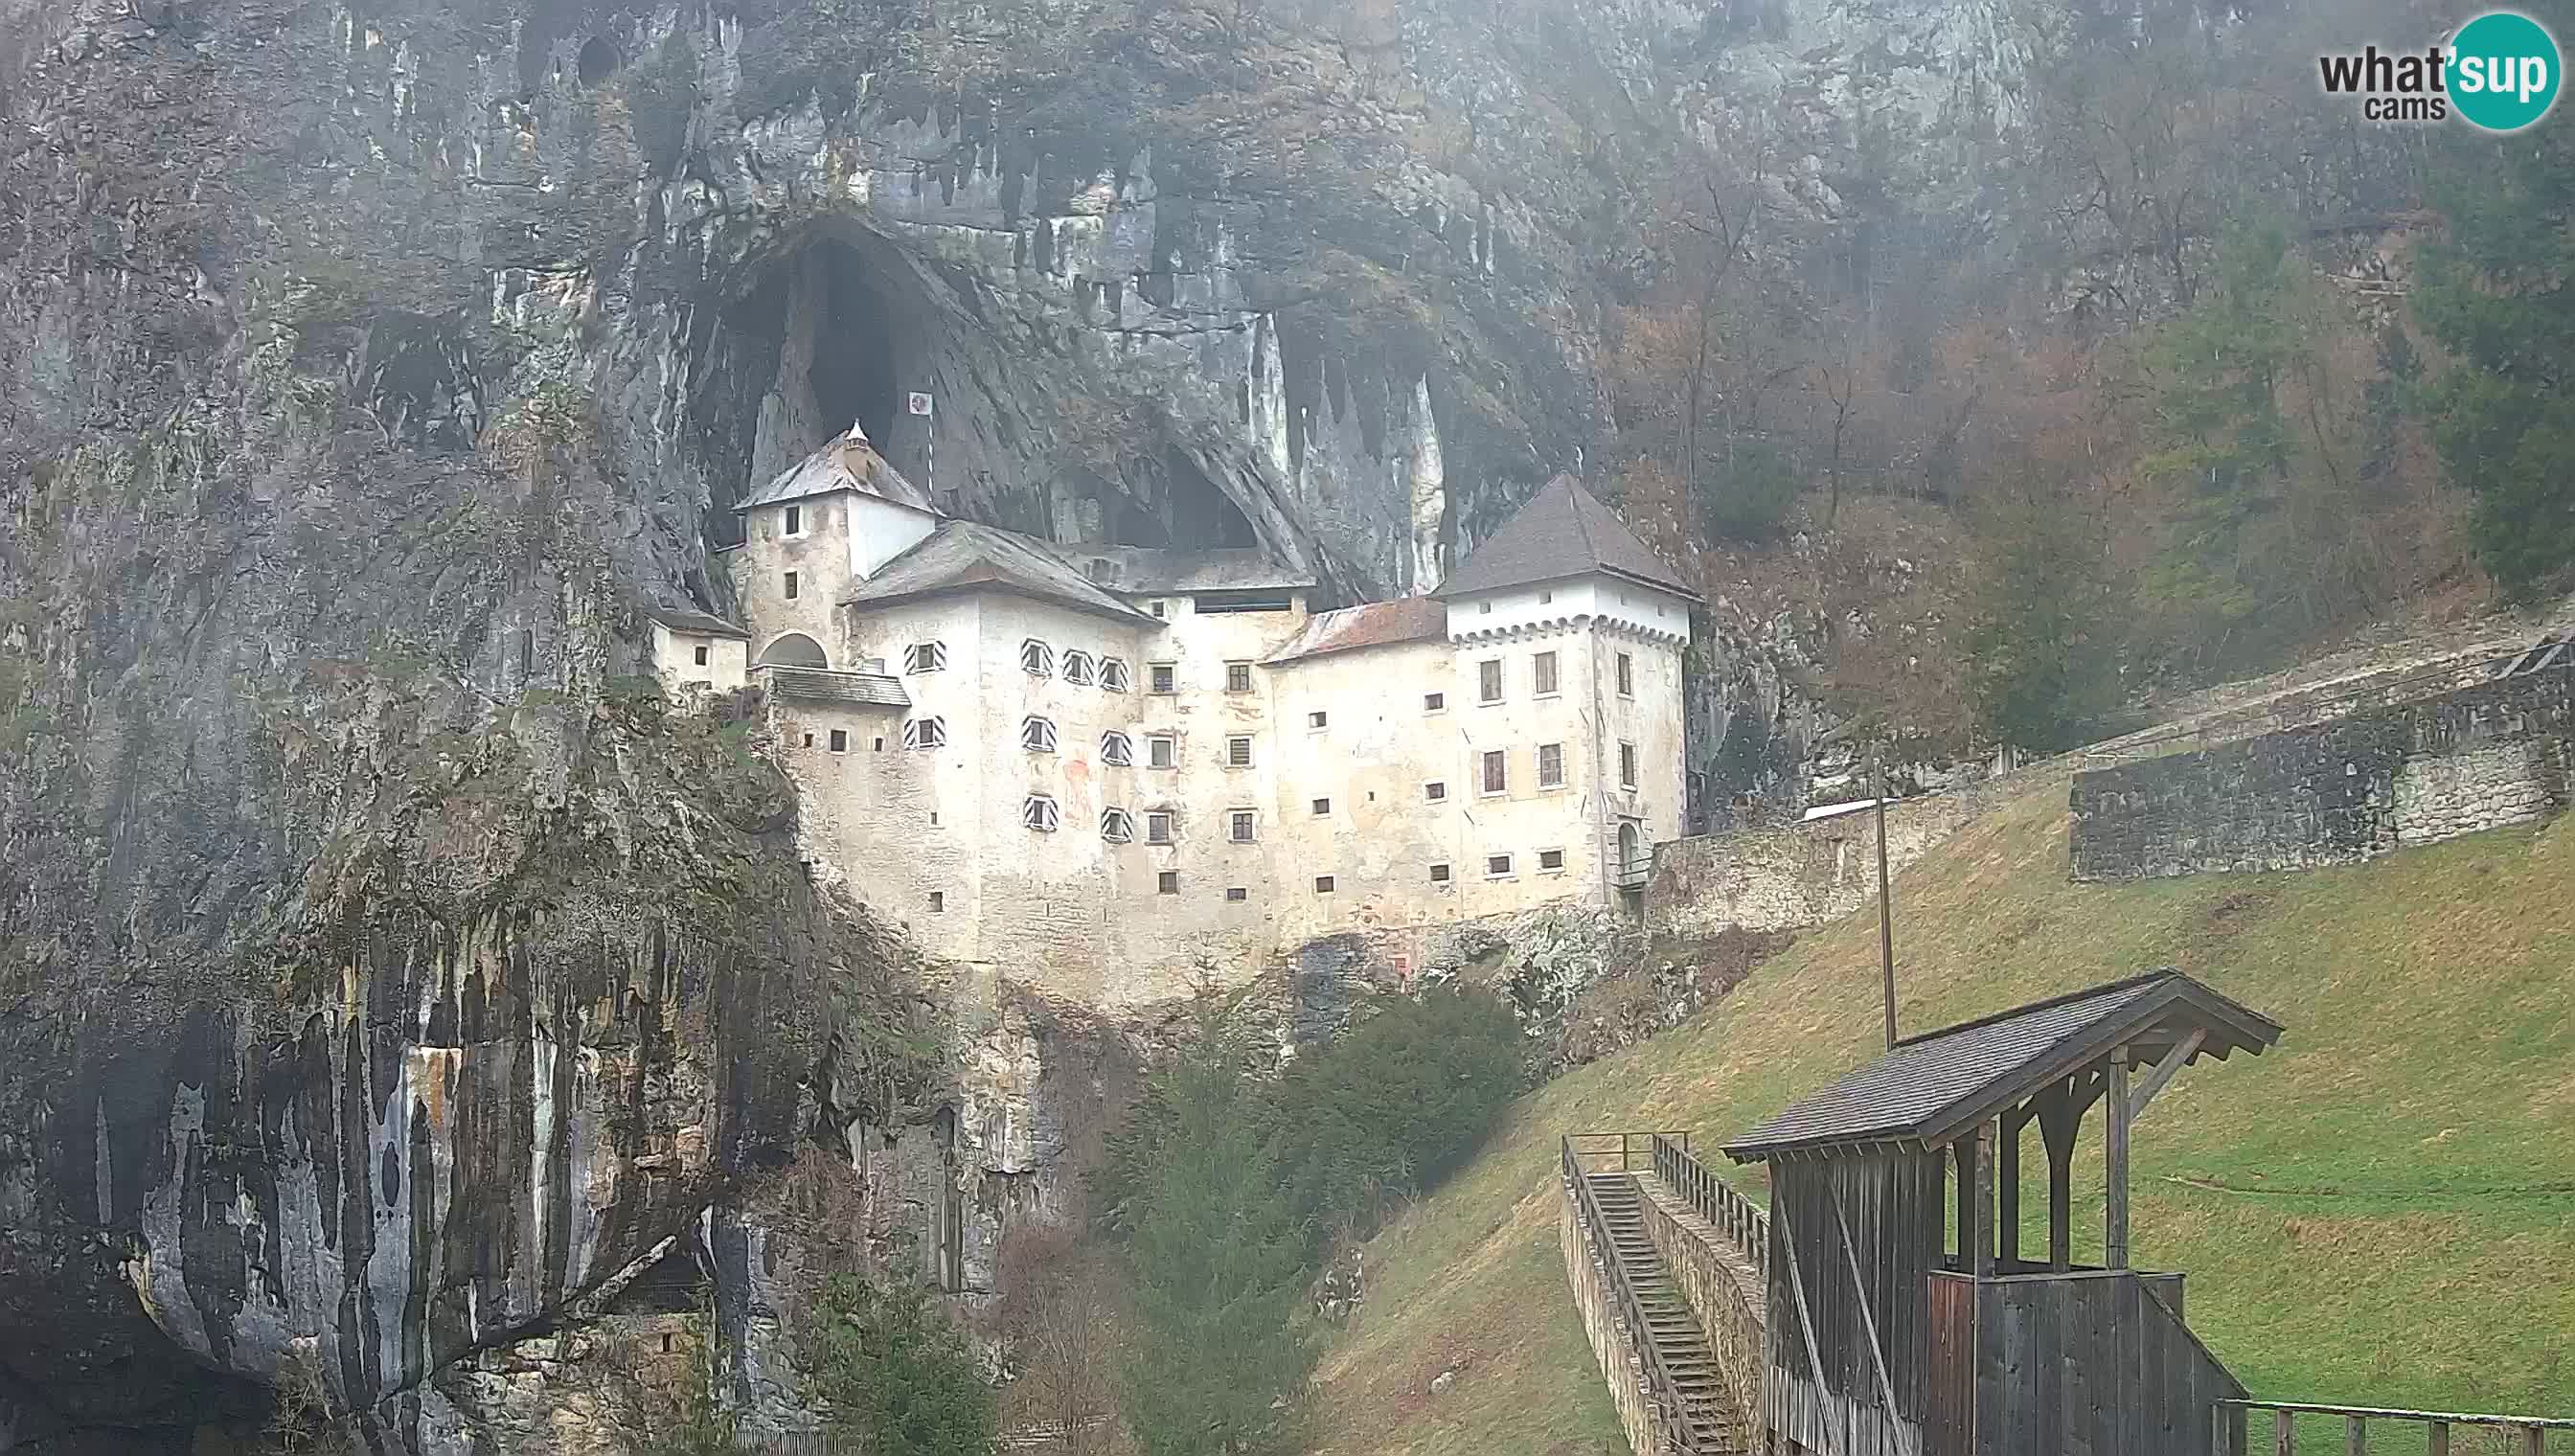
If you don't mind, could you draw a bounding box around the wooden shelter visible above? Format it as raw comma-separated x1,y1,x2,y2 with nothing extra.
1721,969,2285,1456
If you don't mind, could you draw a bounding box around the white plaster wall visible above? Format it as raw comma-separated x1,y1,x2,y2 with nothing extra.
728,495,857,666
1444,627,1610,918
647,624,748,696
1595,628,1690,874
1266,640,1463,942
845,492,938,579
1447,578,1694,645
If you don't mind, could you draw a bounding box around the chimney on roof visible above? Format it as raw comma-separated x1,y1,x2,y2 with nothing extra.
837,421,876,476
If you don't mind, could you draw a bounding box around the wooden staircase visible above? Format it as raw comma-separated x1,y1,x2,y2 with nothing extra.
1585,1172,1751,1453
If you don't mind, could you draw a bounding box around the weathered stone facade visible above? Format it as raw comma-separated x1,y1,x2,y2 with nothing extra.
1560,1186,1665,1456
2069,663,2573,881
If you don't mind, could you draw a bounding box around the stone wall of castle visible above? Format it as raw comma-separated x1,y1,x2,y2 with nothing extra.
2068,663,2572,881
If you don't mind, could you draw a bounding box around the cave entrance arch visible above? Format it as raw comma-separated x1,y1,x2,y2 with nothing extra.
757,633,830,669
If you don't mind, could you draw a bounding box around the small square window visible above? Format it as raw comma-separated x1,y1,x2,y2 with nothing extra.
1150,601,1168,619
905,642,947,673
1149,735,1176,769
1620,740,1638,790
1539,588,1553,604
1100,658,1131,693
1424,781,1447,802
1481,749,1507,795
1101,731,1134,766
783,571,799,601
1308,710,1328,730
1478,659,1503,703
873,737,884,752
1429,863,1451,882
1226,662,1253,694
784,504,803,535
1022,716,1059,753
929,811,939,826
1226,737,1253,767
1020,639,1054,677
1147,811,1174,845
902,717,946,750
1616,652,1634,697
828,729,848,753
1539,849,1565,872
1313,876,1335,894
1225,886,1248,902
1538,741,1564,788
802,733,814,748
1062,650,1095,686
1311,798,1331,816
1534,650,1559,696
1158,871,1180,895
928,891,945,913
1229,810,1256,843
1424,692,1446,713
1150,662,1177,694
1478,600,1493,615
1487,853,1514,877
693,644,710,667
1101,808,1134,844
1022,795,1060,832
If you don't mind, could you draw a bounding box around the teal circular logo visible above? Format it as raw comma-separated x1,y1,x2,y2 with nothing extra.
2449,11,2562,131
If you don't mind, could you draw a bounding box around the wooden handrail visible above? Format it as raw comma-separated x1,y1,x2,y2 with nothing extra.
1561,1137,1705,1454
2218,1399,2572,1454
1651,1133,1769,1283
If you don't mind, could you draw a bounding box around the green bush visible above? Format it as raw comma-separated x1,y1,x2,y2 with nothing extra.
807,1276,997,1456
1695,441,1802,542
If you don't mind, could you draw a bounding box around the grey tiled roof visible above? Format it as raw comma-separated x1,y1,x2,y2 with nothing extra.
757,666,910,708
1264,597,1447,664
642,604,751,639
843,521,1160,625
1436,475,1698,602
1721,970,2283,1161
1069,546,1317,594
738,430,936,513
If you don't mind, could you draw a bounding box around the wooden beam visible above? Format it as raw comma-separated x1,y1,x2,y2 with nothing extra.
2037,1077,2085,1271
2128,1028,2209,1121
1830,1187,1915,1456
1954,1134,1977,1268
1973,1119,1997,1278
1997,1107,2022,1268
2106,1055,2132,1269
1772,1198,1848,1456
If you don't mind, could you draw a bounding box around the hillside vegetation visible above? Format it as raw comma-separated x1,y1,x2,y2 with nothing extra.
1310,787,2575,1456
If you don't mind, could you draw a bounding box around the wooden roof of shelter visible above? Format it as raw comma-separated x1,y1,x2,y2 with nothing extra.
1722,970,2282,1162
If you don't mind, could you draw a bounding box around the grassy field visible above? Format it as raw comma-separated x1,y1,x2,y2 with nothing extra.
1310,786,2575,1456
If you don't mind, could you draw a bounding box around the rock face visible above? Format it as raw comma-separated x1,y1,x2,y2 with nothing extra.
0,0,2222,1447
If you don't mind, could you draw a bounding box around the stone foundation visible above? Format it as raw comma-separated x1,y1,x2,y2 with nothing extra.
1560,1185,1665,1456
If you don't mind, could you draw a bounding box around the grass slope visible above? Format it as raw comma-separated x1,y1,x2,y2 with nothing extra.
1312,787,2575,1456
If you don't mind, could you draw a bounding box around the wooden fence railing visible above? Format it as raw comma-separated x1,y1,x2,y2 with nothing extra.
1566,1128,1693,1174
2219,1399,2575,1454
1561,1135,1707,1454
1649,1132,1767,1283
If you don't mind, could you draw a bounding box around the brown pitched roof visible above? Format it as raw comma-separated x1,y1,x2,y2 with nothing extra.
1435,475,1698,602
1263,597,1447,665
841,522,1160,625
1721,970,2283,1161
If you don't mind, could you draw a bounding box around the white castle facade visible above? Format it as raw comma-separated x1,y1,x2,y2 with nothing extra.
649,428,1697,1008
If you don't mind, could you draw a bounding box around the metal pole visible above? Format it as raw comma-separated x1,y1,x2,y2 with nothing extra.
1875,743,1897,1049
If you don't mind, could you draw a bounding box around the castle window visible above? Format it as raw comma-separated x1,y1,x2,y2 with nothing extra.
1159,871,1181,894
693,644,710,667
1478,659,1503,703
1478,600,1493,615
1225,886,1248,901
874,738,884,751
1149,662,1177,694
1225,662,1253,694
829,729,848,753
1150,600,1167,618
1229,809,1256,844
784,571,799,601
1147,810,1174,845
1313,876,1335,894
904,642,947,673
1424,781,1447,802
1062,650,1095,686
1539,848,1566,873
1101,731,1133,766
1429,863,1451,882
1101,808,1134,843
1424,692,1446,713
1311,798,1331,816
1487,853,1514,877
1225,736,1253,767
1021,716,1058,753
1023,795,1060,831
928,891,945,913
1538,742,1564,788
1620,740,1638,790
1308,710,1328,730
1148,735,1177,769
1539,589,1553,604
1021,639,1054,677
1534,650,1560,696
1616,652,1634,697
784,504,804,536
1481,750,1508,795
1100,657,1131,693
902,717,946,750
803,734,814,747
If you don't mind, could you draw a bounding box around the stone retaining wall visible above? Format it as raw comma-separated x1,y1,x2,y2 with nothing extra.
1560,1185,1666,1456
1636,1173,1766,1445
2069,662,2572,880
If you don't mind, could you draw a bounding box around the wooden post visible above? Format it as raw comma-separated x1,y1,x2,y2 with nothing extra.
2106,1055,2132,1269
2039,1082,2080,1272
2425,1423,2447,1456
2276,1408,2295,1455
1874,745,1897,1050
1954,1134,1979,1270
1973,1120,1997,1278
2520,1424,2543,1456
1997,1108,2022,1269
2344,1414,2365,1455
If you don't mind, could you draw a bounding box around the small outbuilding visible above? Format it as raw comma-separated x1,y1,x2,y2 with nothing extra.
1723,968,2284,1456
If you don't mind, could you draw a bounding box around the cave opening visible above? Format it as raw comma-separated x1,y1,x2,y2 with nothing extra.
806,239,904,449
